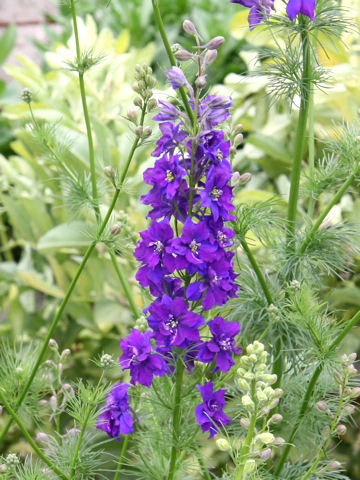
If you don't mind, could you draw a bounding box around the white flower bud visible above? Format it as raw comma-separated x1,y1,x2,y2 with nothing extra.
316,401,328,412
260,448,272,461
256,432,275,445
335,424,347,436
216,438,231,451
269,398,280,409
249,354,257,363
231,172,241,186
256,390,268,403
133,96,143,108
238,378,249,390
243,459,256,473
350,387,360,398
147,98,157,111
5,454,19,466
244,372,255,381
346,364,357,376
104,166,116,178
289,279,300,290
261,374,277,385
239,172,252,185
242,395,255,410
246,344,255,354
135,126,144,137
273,388,283,398
195,75,207,89
61,349,71,360
110,223,121,235
143,126,152,138
49,395,57,412
269,414,283,425
343,405,355,415
36,432,50,443
49,339,58,350
234,123,243,134
349,353,357,362
329,460,341,469
183,20,198,35
274,437,286,445
234,133,244,147
240,418,250,429
203,49,218,66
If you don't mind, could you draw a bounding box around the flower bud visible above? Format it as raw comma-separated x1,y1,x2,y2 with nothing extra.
127,109,138,122
49,338,58,350
243,459,256,473
62,383,74,395
349,352,357,362
110,223,121,235
135,126,144,137
343,405,355,415
256,432,275,444
260,448,272,461
143,126,152,138
238,378,249,390
195,75,207,89
316,401,328,412
133,96,143,108
216,438,231,451
269,414,283,425
61,348,71,360
100,353,115,368
346,364,357,376
49,395,57,412
261,374,277,385
5,454,19,466
329,460,341,469
165,66,188,89
234,133,244,147
147,98,158,111
256,390,268,403
231,172,241,186
175,49,194,61
242,395,255,410
240,417,250,429
274,437,285,445
36,432,50,443
203,49,218,66
351,387,360,398
0,465,6,472
206,36,225,49
183,19,198,35
289,279,300,290
253,341,265,353
335,424,347,436
21,88,33,104
104,166,116,178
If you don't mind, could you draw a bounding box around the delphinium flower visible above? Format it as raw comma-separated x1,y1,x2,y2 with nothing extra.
287,0,316,21
100,24,241,441
97,383,134,438
230,0,275,30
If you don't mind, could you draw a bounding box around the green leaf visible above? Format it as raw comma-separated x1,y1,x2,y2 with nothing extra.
0,25,16,65
246,133,292,173
16,272,64,298
37,222,94,253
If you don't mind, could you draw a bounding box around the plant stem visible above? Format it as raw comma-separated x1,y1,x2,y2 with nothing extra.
113,434,130,480
286,16,312,250
274,308,360,475
70,409,91,478
0,188,120,444
110,251,139,318
70,0,100,222
307,78,316,219
195,446,212,480
120,106,146,185
234,381,257,480
299,173,356,254
240,238,273,305
151,0,195,124
167,358,185,480
0,390,69,480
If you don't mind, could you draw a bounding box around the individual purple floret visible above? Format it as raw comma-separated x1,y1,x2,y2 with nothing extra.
96,383,134,438
195,382,231,438
286,0,316,21
147,295,204,348
200,166,235,222
120,329,168,387
152,122,187,157
165,66,189,89
230,0,275,30
198,317,241,372
143,154,188,201
153,100,182,122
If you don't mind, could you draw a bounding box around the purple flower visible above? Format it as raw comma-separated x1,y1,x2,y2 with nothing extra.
195,382,231,438
120,329,168,387
152,122,187,157
153,100,182,122
147,295,204,348
97,383,134,438
172,218,218,271
165,66,188,89
194,95,234,129
200,166,235,222
143,154,187,201
198,317,241,372
205,216,235,248
134,219,175,271
231,0,275,29
286,0,316,21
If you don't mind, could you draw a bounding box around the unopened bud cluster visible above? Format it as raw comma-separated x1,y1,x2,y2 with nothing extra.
132,64,156,118
5,453,19,467
100,353,115,369
135,315,148,332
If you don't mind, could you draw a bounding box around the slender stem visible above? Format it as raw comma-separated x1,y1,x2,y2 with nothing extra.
0,189,120,444
70,0,100,222
240,239,273,305
110,251,139,318
235,381,257,480
195,446,212,480
286,16,312,249
0,390,69,480
70,409,91,478
113,435,130,480
274,309,360,475
151,0,195,124
120,107,146,185
168,358,185,480
299,173,356,254
307,81,316,219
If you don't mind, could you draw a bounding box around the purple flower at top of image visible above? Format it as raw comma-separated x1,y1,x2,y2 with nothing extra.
96,383,134,438
198,317,241,372
147,295,204,348
195,382,231,438
120,329,168,387
286,0,316,21
230,0,275,29
165,66,189,89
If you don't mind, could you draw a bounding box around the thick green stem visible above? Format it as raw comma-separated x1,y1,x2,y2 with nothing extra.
240,239,273,305
110,251,139,318
235,381,257,480
307,83,316,219
113,434,130,480
151,0,195,124
274,309,360,475
70,0,100,222
0,390,69,480
167,358,184,480
286,17,312,249
0,189,120,444
299,173,356,254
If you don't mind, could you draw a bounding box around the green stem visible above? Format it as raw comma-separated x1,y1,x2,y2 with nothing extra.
0,390,69,480
110,251,139,318
168,358,185,480
0,188,120,444
120,107,146,185
286,16,312,249
195,446,212,480
235,381,257,480
299,173,356,254
151,0,195,124
274,309,360,475
70,409,91,478
113,434,130,480
307,78,316,219
70,0,100,222
240,239,273,305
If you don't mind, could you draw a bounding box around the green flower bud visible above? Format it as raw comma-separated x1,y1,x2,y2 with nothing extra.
256,432,275,445
269,414,283,425
216,438,231,451
143,126,152,138
104,165,116,178
240,417,250,429
49,338,58,350
253,341,265,353
242,394,255,410
261,374,277,385
238,378,249,390
110,223,121,235
21,88,33,104
256,390,267,403
243,459,256,474
244,372,255,381
133,96,143,108
336,424,347,436
147,98,158,111
273,388,283,398
316,401,328,412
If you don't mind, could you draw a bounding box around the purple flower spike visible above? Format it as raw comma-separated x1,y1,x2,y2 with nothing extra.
231,0,275,30
198,317,241,372
97,383,134,438
286,0,316,21
195,382,231,438
120,329,168,387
